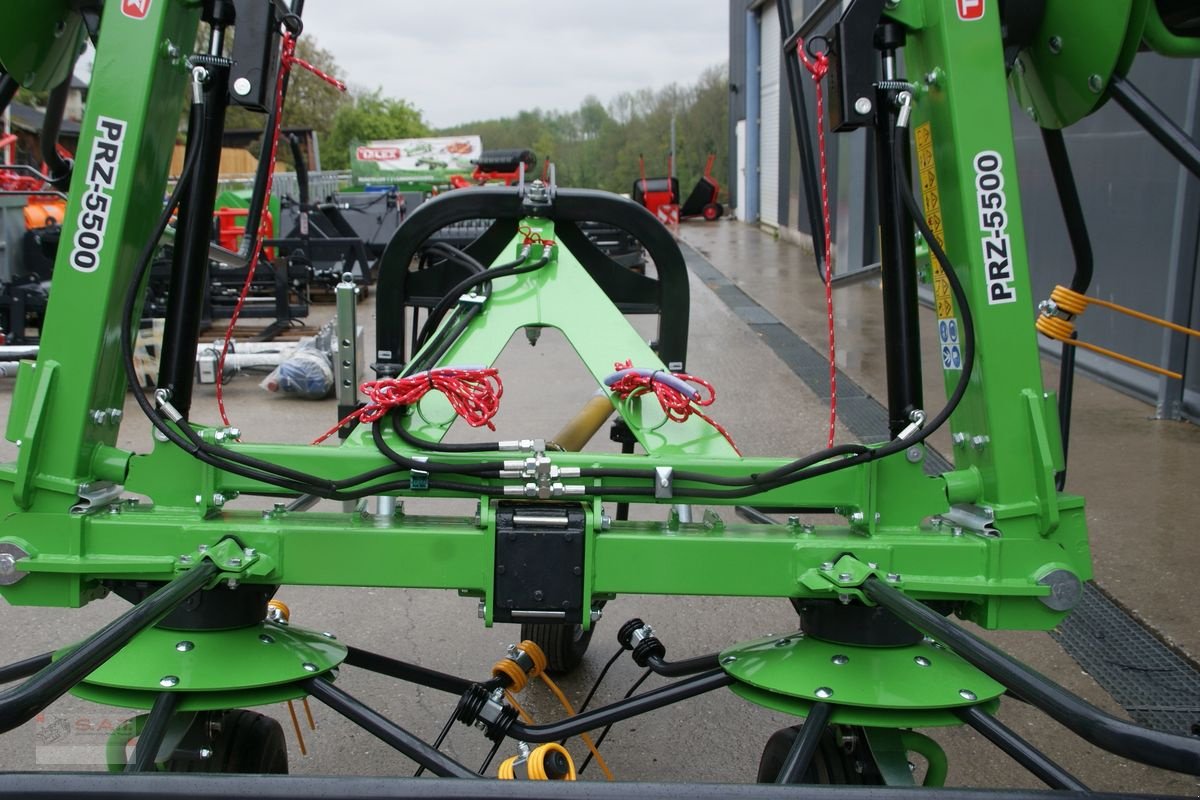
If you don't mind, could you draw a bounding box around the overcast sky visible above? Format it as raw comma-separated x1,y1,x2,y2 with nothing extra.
296,1,730,129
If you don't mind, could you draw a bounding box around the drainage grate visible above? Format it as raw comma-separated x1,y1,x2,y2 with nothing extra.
682,240,1200,734
1052,582,1200,736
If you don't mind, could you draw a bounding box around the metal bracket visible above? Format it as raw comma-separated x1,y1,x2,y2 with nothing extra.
654,466,674,499
70,481,123,515
938,504,999,538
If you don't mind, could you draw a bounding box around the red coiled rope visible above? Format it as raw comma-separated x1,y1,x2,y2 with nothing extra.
796,39,838,449
216,31,347,427
311,367,503,445
606,360,741,455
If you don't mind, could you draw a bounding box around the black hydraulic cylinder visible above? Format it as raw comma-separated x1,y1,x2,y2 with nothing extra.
126,691,181,772
776,701,833,783
956,705,1088,791
506,669,733,743
304,678,479,778
157,63,230,418
1110,74,1200,180
0,561,218,734
874,87,923,436
862,577,1200,774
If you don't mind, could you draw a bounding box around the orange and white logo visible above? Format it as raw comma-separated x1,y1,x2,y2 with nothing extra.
957,0,984,20
122,0,151,19
356,146,402,162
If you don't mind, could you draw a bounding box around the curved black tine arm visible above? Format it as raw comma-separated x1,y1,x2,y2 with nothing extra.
0,561,219,734
862,578,1200,775
956,705,1088,791
0,653,52,686
776,701,833,784
126,691,182,773
304,678,479,779
645,653,721,678
505,669,733,743
343,646,477,696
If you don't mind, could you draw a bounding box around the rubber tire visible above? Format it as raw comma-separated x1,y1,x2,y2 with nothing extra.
520,622,594,675
165,709,289,774
757,724,883,784
702,202,723,221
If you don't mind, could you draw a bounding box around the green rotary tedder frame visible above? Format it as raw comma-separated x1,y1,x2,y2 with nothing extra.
0,0,1198,796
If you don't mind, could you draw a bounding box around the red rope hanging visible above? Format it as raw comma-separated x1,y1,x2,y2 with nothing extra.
796,39,838,448
606,360,741,455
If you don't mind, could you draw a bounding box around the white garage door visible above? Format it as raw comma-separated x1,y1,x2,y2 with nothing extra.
759,3,781,227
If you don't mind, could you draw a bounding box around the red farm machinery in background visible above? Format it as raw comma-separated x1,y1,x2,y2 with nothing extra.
633,153,723,225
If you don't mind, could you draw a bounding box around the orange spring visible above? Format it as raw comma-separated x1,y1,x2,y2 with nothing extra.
491,640,548,692
267,599,290,623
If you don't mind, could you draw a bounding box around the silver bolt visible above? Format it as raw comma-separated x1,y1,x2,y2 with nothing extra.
13,440,20,447
0,554,15,575
854,97,873,115
259,634,275,644
831,654,848,666
970,435,989,450
951,432,968,446
197,544,208,552
721,655,737,665
600,513,612,530
774,638,792,647
179,554,192,564
959,689,977,701
302,662,319,673
914,656,931,667
905,446,923,463
199,748,213,759
849,511,865,525
814,687,834,699
477,600,486,619
176,641,194,652
91,409,108,425
887,572,901,582
160,675,179,687
321,631,337,639
228,557,241,567
194,495,203,504
867,562,878,569
820,562,834,572
924,70,940,87
1048,36,1063,54
212,493,226,507
1087,74,1103,93
838,572,852,583
108,408,123,424
233,77,252,96
225,578,238,589
590,608,603,623
787,515,800,525
244,548,257,558
838,593,852,605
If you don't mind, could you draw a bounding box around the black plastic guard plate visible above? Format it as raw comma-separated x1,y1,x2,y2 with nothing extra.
492,503,585,625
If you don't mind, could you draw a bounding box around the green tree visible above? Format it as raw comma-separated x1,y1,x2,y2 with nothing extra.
322,90,430,170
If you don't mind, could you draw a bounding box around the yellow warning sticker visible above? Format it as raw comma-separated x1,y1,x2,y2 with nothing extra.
915,122,954,321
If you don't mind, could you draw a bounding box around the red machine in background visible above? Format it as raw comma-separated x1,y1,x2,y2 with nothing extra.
633,153,723,224
448,148,538,189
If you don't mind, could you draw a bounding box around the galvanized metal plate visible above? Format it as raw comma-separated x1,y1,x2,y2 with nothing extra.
63,622,345,693
720,633,1003,710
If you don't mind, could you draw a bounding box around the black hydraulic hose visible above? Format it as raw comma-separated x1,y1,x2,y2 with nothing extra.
1041,128,1093,491
415,254,548,351
410,302,483,373
645,653,721,677
0,653,52,686
956,705,1088,791
0,72,18,118
371,419,504,475
126,691,181,772
392,411,501,453
862,577,1200,775
304,677,480,778
0,560,218,734
505,669,733,743
40,72,74,191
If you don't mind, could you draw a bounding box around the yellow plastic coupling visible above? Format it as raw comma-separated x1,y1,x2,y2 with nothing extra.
498,743,576,780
